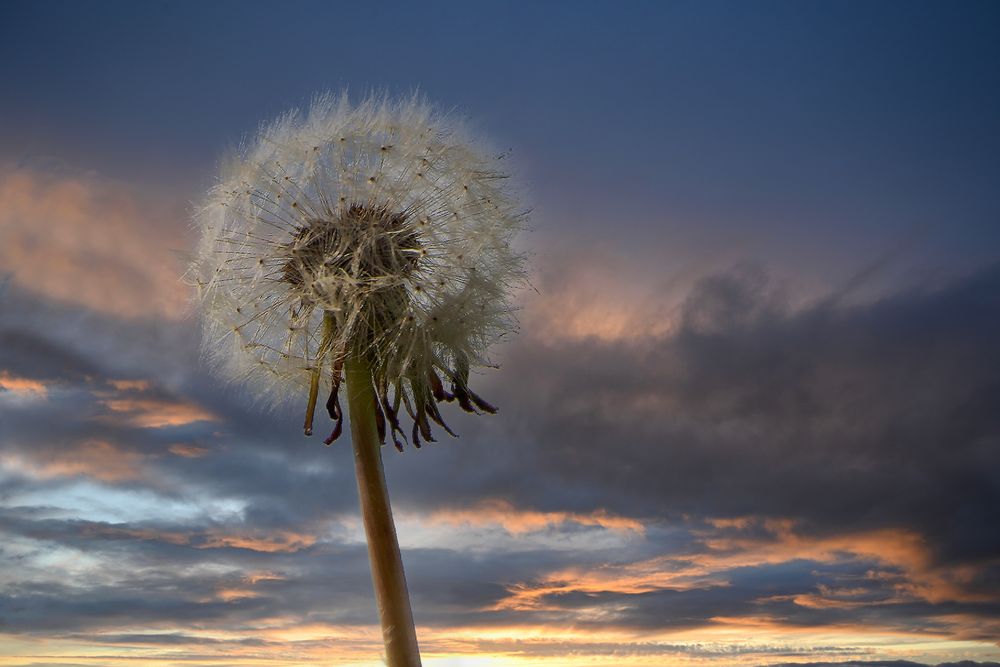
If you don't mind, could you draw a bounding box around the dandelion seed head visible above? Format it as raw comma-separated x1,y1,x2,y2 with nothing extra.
191,92,526,445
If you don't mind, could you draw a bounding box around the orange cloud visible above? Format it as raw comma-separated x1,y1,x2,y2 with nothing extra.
927,612,1000,643
0,370,49,400
92,380,218,429
704,517,755,530
213,587,260,602
694,517,995,604
1,439,143,482
79,524,317,553
98,397,217,428
107,379,152,392
526,248,679,343
197,530,317,553
523,238,756,344
761,584,883,611
0,165,190,319
243,571,284,585
424,499,645,535
494,517,995,615
167,443,210,458
492,556,729,613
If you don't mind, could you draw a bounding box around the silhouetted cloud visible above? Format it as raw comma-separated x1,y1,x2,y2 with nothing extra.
2,238,1000,662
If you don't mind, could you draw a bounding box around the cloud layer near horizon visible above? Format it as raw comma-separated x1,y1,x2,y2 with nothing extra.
1,165,999,666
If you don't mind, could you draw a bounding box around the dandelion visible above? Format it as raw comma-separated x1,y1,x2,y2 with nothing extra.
190,92,526,666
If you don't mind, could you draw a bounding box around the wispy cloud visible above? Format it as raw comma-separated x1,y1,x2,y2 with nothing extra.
96,396,217,429
0,370,49,401
0,165,190,320
424,499,645,535
1,439,144,482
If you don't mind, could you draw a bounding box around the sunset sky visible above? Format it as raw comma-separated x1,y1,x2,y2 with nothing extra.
2,1,1000,666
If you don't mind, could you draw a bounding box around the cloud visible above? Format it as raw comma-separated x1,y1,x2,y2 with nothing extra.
489,515,995,634
423,499,644,535
73,523,318,554
523,241,686,343
107,379,152,392
403,259,1000,645
168,443,210,458
499,263,1000,571
96,396,217,429
0,164,191,320
0,370,49,398
0,325,101,381
195,530,317,553
0,370,49,404
1,439,144,482
2,239,1000,663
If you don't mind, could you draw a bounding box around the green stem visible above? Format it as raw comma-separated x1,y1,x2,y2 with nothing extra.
345,353,422,667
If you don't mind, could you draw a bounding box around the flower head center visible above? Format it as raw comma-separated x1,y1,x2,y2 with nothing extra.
282,204,421,289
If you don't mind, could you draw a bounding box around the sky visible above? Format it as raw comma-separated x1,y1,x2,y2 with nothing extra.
1,1,1000,666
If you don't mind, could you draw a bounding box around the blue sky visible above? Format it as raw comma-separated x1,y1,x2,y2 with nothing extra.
4,0,1000,280
1,2,1000,665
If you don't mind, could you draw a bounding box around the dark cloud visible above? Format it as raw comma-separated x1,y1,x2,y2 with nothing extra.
0,328,99,381
3,260,1000,660
492,263,1000,567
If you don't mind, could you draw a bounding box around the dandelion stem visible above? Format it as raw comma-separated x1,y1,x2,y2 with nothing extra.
346,353,422,667
303,367,320,436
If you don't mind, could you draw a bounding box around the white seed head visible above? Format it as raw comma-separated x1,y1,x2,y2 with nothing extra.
190,92,526,446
